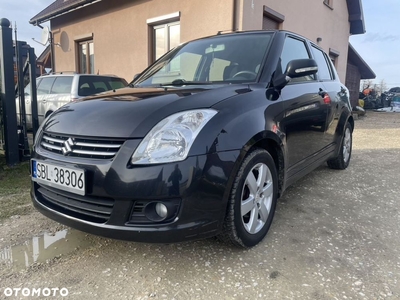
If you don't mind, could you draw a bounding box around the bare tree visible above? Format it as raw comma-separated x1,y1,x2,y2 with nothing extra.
378,79,388,94
361,79,373,91
360,79,388,97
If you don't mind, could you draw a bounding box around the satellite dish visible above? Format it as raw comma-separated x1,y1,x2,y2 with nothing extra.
41,26,50,45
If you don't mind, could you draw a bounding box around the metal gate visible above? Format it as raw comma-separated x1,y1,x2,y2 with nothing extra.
0,18,38,166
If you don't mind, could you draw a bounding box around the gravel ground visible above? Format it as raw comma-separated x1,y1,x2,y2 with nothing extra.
0,111,399,299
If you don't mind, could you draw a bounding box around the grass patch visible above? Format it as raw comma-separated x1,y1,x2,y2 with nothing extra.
0,151,32,220
0,152,31,195
0,194,33,220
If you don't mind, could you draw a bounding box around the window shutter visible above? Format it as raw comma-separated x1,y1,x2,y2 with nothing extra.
263,16,279,30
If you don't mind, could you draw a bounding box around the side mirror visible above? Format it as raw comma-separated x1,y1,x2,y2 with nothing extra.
273,59,318,91
132,73,140,82
285,59,318,78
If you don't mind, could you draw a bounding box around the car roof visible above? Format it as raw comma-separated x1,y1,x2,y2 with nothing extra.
38,73,122,79
186,30,308,43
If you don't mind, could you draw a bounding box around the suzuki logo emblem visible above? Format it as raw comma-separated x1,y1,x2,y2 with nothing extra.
61,138,75,156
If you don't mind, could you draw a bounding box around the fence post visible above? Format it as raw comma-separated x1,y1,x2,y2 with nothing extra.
28,48,39,138
0,18,19,165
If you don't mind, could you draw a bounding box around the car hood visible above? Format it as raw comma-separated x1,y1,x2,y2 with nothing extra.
42,85,250,138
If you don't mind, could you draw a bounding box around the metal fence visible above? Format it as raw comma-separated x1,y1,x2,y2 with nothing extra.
1,17,38,166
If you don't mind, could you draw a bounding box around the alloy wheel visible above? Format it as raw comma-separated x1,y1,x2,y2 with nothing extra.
240,163,273,234
343,127,351,163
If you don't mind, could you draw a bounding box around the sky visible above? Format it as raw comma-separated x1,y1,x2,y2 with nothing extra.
350,0,400,89
0,0,52,54
1,0,399,89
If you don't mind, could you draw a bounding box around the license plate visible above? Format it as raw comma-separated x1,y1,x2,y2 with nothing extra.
31,160,85,195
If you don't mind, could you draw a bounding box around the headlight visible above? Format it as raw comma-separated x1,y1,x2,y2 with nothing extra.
131,109,218,164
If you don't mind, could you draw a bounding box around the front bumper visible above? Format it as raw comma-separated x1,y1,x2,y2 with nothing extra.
31,141,240,243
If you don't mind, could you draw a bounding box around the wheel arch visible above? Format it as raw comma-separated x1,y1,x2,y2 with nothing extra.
337,110,354,135
247,136,285,198
329,109,354,161
347,115,354,132
221,130,285,208
45,110,54,118
218,133,283,247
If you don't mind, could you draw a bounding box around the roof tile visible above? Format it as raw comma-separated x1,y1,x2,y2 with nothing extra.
30,0,99,24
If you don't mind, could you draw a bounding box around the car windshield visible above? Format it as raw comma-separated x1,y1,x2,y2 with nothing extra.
134,33,273,87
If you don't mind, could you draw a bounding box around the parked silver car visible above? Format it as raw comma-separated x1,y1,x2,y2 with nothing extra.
16,73,128,129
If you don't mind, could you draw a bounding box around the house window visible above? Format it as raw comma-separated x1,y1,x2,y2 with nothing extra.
330,55,337,67
263,6,285,30
78,40,94,74
329,48,340,68
153,22,180,61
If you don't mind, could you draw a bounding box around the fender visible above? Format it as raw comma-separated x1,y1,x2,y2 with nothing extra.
332,107,354,157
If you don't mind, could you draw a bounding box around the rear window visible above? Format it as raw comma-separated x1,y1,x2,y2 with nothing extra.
78,76,127,96
51,76,73,94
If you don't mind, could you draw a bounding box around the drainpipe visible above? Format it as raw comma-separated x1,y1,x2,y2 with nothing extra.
49,31,55,72
232,0,237,31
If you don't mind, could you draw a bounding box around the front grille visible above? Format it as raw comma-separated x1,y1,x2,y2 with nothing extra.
35,183,114,223
40,132,125,159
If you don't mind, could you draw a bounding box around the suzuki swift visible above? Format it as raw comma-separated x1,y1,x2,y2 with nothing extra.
31,31,353,248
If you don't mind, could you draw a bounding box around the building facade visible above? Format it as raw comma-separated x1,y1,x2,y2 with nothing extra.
30,0,374,106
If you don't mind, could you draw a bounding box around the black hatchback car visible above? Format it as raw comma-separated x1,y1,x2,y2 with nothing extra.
31,31,353,248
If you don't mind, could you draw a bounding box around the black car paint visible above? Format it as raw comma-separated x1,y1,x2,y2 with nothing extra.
31,31,353,243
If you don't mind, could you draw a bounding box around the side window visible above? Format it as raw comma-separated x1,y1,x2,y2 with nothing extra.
311,46,332,81
24,79,41,95
50,76,73,94
280,37,314,82
37,77,56,95
24,83,31,96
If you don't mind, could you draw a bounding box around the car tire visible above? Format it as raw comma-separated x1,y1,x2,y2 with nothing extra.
327,122,352,170
218,148,278,248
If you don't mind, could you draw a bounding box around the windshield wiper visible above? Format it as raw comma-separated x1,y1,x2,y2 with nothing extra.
159,79,211,86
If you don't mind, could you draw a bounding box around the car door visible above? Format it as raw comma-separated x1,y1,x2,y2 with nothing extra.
36,76,56,123
278,36,329,178
310,45,347,146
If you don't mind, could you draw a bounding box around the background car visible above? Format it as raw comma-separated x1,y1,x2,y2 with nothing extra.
31,31,354,248
16,73,128,129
